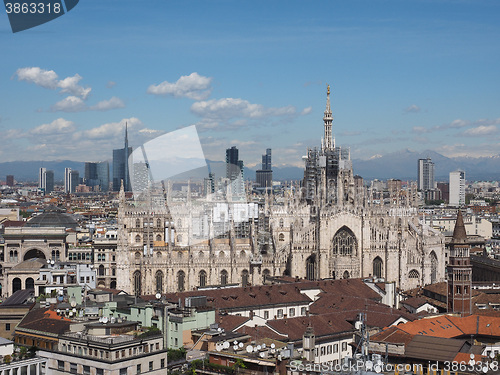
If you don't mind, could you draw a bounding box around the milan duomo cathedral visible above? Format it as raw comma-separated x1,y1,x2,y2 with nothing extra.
116,87,445,295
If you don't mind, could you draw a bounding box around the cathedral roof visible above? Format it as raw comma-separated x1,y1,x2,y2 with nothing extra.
451,210,467,244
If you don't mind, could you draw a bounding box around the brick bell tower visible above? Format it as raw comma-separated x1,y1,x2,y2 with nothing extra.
447,210,472,316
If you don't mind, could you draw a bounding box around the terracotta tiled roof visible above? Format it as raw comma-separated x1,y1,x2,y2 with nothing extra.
310,294,415,328
402,297,436,309
217,314,250,332
396,315,464,338
236,325,285,342
150,279,380,313
370,326,413,345
16,307,71,336
266,312,354,342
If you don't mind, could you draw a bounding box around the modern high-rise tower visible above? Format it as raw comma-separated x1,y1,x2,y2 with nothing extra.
113,124,132,192
85,161,109,191
225,146,244,200
64,168,79,193
417,157,434,191
256,148,272,190
449,170,465,206
39,168,54,193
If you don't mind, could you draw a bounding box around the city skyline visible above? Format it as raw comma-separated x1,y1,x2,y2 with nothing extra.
1,1,500,168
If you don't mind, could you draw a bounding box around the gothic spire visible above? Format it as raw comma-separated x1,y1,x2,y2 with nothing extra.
323,84,333,150
451,209,467,244
124,122,129,192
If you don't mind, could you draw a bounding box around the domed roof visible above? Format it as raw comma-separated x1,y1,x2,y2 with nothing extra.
26,206,78,229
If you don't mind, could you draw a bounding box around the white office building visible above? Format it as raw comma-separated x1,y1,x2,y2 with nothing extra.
449,170,465,206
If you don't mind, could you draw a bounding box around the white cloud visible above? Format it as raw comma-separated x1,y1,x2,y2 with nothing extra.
191,98,296,120
147,72,212,100
448,119,469,129
462,125,498,137
90,97,125,111
79,117,143,140
404,104,421,113
412,126,430,134
14,67,58,89
31,118,75,135
51,96,86,112
301,106,313,115
57,74,91,99
15,67,91,99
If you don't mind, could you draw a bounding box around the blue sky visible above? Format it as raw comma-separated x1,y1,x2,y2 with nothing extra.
1,0,500,167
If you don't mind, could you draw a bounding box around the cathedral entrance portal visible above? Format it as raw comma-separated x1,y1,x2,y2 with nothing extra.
306,255,316,280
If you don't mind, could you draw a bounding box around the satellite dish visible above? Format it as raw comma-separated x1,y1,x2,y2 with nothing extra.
253,347,258,352
51,260,55,265
69,312,73,317
70,301,76,308
246,345,253,353
155,293,161,300
46,259,51,264
238,342,243,348
259,352,265,358
110,317,116,324
257,345,262,350
233,345,238,351
262,343,266,349
216,344,222,352
217,328,222,332
102,317,109,324
98,317,103,323
233,341,238,346
271,343,275,349
223,341,230,349
72,308,77,313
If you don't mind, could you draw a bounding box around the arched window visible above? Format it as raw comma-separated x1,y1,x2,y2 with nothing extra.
98,265,105,276
219,251,225,258
263,269,270,283
9,251,13,262
332,227,357,256
157,219,162,228
279,218,284,228
155,271,163,293
136,219,140,228
373,257,383,279
110,280,117,289
199,270,207,287
241,270,249,287
240,250,246,258
135,251,141,260
156,234,162,242
112,268,116,276
177,271,185,292
156,252,162,258
430,251,438,284
343,270,350,279
135,235,141,243
306,255,316,281
409,269,419,279
25,277,34,290
278,233,285,242
133,271,141,296
12,278,21,294
220,270,228,286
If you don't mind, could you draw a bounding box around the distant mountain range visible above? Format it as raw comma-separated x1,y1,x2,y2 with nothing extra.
1,150,499,183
